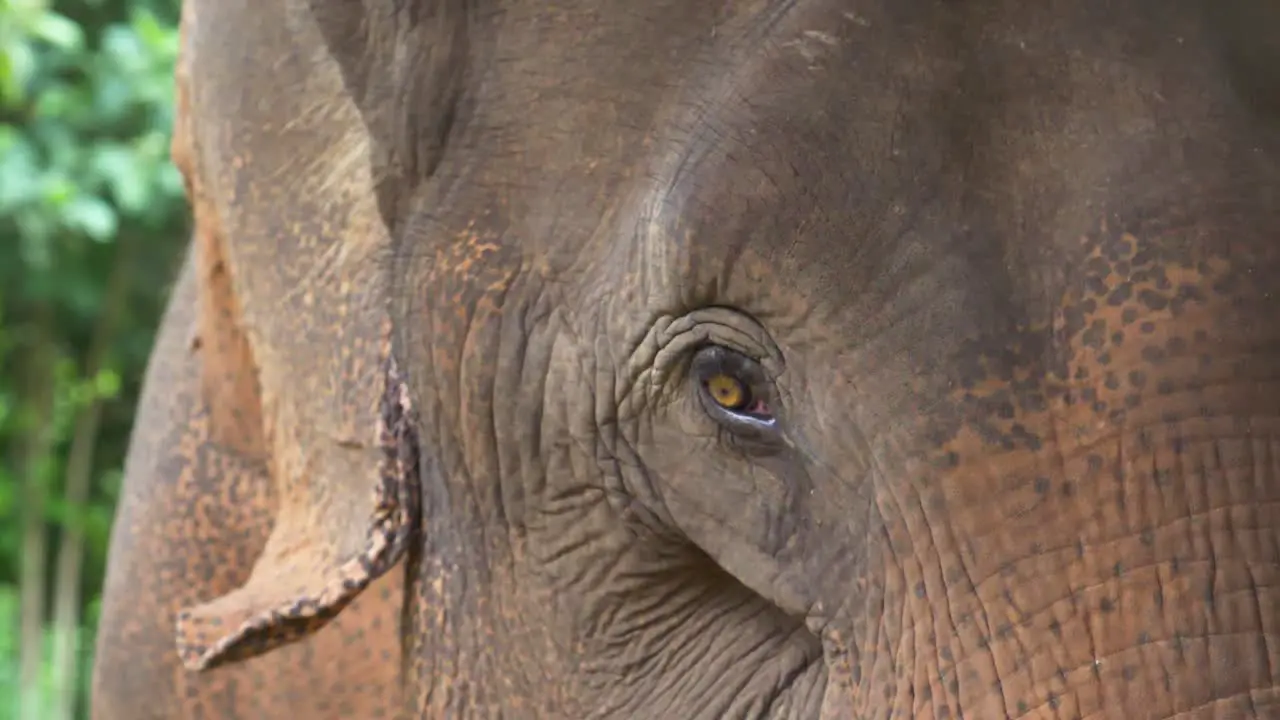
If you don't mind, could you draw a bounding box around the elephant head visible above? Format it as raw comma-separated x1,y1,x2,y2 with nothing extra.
94,0,1280,717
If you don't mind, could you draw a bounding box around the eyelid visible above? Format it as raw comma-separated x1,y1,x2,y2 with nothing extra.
704,342,783,388
693,344,762,375
673,307,783,364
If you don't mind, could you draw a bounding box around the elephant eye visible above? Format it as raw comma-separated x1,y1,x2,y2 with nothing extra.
691,346,777,431
705,372,751,411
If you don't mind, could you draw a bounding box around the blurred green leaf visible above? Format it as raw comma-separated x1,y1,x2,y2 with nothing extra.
93,143,147,212
62,194,117,241
0,134,39,210
30,13,84,51
41,173,75,207
100,25,142,73
93,369,120,399
0,40,36,106
0,469,12,517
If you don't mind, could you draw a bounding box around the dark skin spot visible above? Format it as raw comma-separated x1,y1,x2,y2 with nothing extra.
1140,345,1166,364
1107,282,1133,305
1081,319,1108,349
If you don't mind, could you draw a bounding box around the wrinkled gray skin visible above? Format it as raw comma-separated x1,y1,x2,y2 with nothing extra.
92,0,1280,717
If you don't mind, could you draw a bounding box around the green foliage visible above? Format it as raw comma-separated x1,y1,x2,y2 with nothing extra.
0,0,186,716
0,588,97,720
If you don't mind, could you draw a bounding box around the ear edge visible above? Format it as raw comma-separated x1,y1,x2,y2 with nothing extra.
175,356,420,671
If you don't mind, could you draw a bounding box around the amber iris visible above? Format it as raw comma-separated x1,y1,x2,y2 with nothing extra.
705,373,749,410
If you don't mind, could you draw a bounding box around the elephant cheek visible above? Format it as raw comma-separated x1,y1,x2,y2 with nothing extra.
819,249,1280,716
812,428,1280,718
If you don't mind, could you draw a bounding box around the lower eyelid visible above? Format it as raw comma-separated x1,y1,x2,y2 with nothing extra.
738,413,777,430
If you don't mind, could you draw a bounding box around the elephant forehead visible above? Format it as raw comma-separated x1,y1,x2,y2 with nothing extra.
605,0,1278,445
627,0,1259,310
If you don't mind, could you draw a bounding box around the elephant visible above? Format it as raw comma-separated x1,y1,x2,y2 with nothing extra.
90,0,1280,716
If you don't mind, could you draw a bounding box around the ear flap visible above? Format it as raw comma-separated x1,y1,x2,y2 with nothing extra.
305,0,471,231
175,357,420,671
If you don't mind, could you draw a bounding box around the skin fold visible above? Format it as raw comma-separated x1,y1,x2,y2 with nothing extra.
92,0,1280,717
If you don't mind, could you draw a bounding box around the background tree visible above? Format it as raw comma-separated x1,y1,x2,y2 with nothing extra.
0,0,186,717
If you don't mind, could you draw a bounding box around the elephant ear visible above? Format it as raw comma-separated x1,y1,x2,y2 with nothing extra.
174,357,420,671
305,0,470,230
